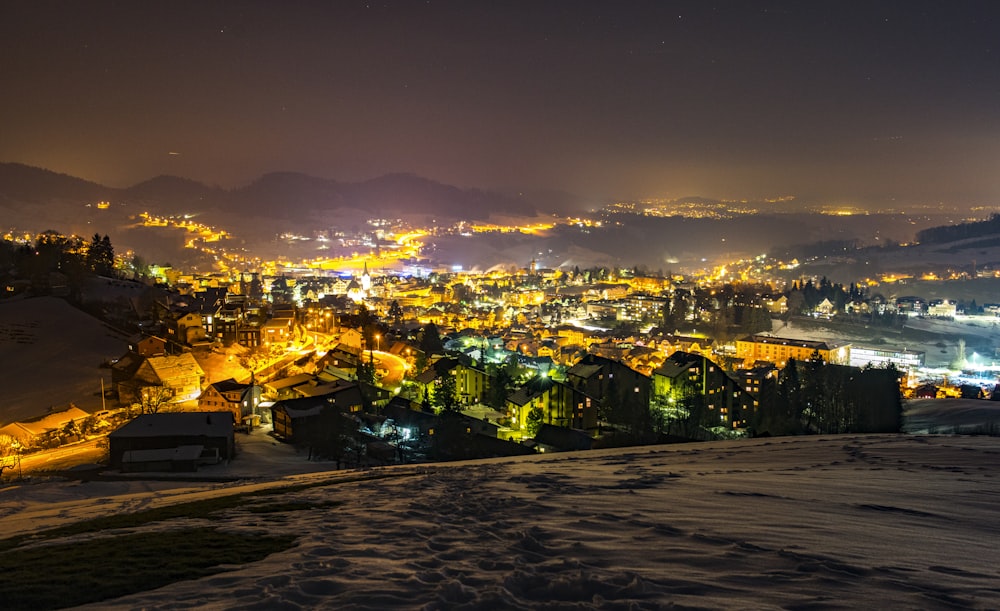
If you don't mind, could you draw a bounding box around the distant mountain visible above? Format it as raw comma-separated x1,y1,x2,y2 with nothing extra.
124,175,224,207
0,163,111,206
0,163,543,223
351,173,534,219
231,172,348,218
231,171,535,220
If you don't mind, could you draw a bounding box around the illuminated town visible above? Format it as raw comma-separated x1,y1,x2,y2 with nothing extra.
2,3,1000,607
3,202,999,480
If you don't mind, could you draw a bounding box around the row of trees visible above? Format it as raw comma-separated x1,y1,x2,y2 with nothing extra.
751,357,903,436
786,277,865,315
661,284,773,338
615,355,903,444
916,213,1000,245
0,232,117,298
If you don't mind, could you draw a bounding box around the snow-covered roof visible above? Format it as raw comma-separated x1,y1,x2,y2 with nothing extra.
146,352,205,380
110,412,233,439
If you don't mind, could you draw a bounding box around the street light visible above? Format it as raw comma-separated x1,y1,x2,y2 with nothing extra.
375,333,381,353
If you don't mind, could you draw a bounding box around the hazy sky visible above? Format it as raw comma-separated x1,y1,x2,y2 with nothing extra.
3,1,999,206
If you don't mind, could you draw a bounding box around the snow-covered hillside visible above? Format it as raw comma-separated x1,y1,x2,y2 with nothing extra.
3,434,999,609
0,297,127,423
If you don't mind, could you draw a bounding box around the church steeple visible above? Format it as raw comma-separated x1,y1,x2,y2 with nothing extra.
361,261,372,293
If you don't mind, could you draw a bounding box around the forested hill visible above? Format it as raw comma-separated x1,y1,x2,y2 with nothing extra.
916,214,1000,244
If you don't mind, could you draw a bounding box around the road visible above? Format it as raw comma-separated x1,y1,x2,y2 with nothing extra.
14,438,106,476
371,350,408,387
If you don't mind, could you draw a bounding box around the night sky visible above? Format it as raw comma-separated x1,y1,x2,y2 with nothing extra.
3,1,999,207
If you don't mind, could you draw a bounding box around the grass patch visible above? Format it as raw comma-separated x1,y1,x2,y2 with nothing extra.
0,494,255,553
0,527,296,610
0,470,413,553
246,499,342,514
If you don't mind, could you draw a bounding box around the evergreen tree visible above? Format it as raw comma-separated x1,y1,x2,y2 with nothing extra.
485,364,513,410
86,233,115,276
761,358,803,435
431,370,459,412
356,303,376,346
525,407,544,438
356,355,376,387
785,289,805,318
308,404,352,467
601,375,654,442
419,322,444,355
430,410,473,461
388,300,404,326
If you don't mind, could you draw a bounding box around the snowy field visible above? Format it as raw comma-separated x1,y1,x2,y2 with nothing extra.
0,297,127,423
773,316,1000,369
3,432,1000,609
904,398,1000,434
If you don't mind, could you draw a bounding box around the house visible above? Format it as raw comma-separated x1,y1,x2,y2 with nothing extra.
167,311,207,345
735,364,779,424
506,377,550,434
845,300,870,315
506,375,599,436
0,405,91,449
197,378,263,427
116,353,205,405
927,299,957,318
672,335,714,356
110,351,146,390
382,397,438,439
129,335,167,357
270,384,364,442
263,373,316,400
318,343,362,372
763,294,788,315
108,411,235,469
912,383,939,399
261,317,293,346
653,351,754,429
533,423,594,452
413,356,461,404
566,354,650,412
460,404,507,434
454,361,489,406
338,328,364,351
270,396,328,443
815,298,835,316
293,380,350,398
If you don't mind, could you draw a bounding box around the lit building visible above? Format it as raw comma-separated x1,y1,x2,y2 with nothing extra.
736,334,851,367
926,299,957,318
197,378,264,428
618,293,669,322
653,351,754,428
849,347,924,371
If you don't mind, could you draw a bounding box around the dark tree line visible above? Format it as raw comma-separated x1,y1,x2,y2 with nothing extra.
86,233,115,276
305,403,358,469
599,371,657,445
661,284,773,338
916,213,1000,245
1,232,117,298
785,276,864,315
751,355,902,436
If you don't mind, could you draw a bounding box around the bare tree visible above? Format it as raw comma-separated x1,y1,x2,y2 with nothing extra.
0,434,22,480
139,384,174,414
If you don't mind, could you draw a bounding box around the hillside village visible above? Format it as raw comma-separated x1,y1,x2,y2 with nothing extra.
3,223,1000,475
